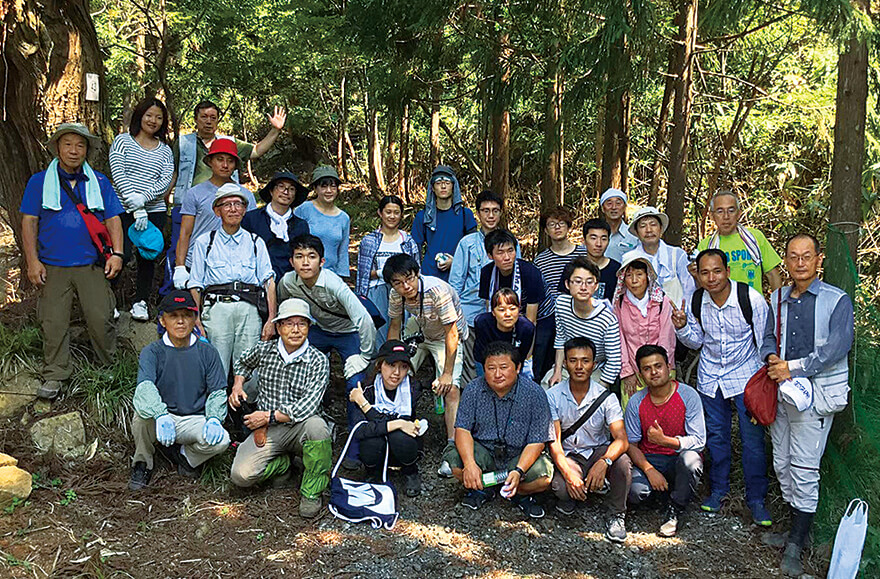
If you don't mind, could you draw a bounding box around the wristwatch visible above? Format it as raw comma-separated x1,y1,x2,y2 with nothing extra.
603,457,613,468
513,466,525,477
268,410,276,425
111,251,124,259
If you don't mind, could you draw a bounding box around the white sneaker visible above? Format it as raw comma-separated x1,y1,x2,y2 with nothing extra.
113,308,120,320
130,301,149,321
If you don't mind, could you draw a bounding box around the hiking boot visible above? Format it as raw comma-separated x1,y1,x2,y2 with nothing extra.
403,470,421,497
780,543,804,577
605,513,627,543
512,495,544,519
749,500,773,527
700,492,725,513
299,496,322,518
37,380,62,400
659,503,684,537
763,530,812,549
555,498,576,516
128,462,153,491
462,489,492,510
176,451,201,479
130,300,149,321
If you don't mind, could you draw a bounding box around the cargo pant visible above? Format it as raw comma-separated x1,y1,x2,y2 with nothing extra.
770,399,834,513
230,415,332,499
40,264,116,381
132,413,230,470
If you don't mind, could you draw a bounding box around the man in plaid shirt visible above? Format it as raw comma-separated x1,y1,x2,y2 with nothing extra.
228,298,331,518
672,248,771,526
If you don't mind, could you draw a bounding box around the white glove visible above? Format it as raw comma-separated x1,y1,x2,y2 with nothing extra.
125,193,148,211
344,354,371,379
133,208,149,231
173,265,190,289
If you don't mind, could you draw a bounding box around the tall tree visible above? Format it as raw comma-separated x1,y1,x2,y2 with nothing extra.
0,0,109,277
665,0,698,245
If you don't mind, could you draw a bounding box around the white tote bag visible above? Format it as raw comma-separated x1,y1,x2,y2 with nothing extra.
827,498,869,579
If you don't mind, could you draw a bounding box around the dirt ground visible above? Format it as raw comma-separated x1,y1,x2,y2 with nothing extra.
0,369,828,579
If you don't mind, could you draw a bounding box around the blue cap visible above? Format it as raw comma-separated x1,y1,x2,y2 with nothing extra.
128,220,164,260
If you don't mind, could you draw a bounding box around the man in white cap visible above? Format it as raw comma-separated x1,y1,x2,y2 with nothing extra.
20,123,126,400
188,186,276,379
599,188,638,263
760,234,854,577
229,298,332,519
626,206,695,304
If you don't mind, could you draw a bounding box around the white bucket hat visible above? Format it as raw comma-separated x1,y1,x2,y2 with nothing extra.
273,298,315,324
779,377,813,412
629,206,670,237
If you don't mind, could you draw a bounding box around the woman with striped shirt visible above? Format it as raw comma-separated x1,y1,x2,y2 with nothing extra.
548,257,621,389
109,97,174,321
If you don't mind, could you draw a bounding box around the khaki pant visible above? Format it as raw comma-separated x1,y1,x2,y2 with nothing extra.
770,399,834,513
39,264,116,381
406,317,464,388
202,300,262,379
230,416,332,498
132,413,230,470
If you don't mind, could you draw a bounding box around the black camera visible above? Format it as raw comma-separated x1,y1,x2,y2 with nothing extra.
402,332,425,357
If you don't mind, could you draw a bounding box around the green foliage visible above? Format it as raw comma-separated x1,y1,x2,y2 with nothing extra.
59,489,78,506
0,323,41,375
3,497,29,515
67,347,139,428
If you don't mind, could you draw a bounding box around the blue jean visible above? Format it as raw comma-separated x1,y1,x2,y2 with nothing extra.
701,389,768,504
533,315,555,381
159,205,182,297
630,451,703,508
308,325,366,460
367,283,390,348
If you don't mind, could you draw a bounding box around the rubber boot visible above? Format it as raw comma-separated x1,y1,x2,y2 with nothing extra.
781,508,814,577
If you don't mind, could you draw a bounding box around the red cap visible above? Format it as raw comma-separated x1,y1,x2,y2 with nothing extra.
203,138,240,166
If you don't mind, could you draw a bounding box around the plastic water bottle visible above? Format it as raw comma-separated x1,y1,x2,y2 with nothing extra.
481,470,509,487
434,393,445,415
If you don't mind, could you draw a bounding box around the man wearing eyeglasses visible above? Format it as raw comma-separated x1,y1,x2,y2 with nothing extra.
695,190,782,293
188,186,276,381
449,190,515,386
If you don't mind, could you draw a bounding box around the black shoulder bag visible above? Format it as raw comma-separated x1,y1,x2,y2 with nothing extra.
561,390,613,440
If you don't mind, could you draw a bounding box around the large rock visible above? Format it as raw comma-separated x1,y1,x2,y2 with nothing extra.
120,312,160,353
0,466,32,507
0,374,41,417
0,453,17,467
30,412,86,458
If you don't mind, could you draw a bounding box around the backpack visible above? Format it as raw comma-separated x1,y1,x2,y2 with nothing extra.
690,282,755,344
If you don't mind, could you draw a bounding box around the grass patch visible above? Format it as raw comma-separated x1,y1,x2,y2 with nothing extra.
199,448,234,492
66,345,139,430
0,322,41,375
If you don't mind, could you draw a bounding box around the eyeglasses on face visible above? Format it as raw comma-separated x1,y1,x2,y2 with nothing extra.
217,200,245,209
546,221,568,229
391,273,418,288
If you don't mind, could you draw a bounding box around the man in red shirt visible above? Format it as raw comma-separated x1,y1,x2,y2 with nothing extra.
624,344,705,537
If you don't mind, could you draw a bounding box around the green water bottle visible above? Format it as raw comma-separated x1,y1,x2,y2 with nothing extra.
434,393,445,414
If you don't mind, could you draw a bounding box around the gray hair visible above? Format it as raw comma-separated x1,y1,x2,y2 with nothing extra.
709,190,740,211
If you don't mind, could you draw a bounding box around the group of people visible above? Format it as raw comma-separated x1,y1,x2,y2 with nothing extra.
19,100,854,577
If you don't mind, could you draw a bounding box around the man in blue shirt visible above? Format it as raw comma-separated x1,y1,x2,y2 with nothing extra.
411,166,477,281
129,290,229,490
449,190,507,386
20,123,125,400
760,234,854,577
443,341,554,519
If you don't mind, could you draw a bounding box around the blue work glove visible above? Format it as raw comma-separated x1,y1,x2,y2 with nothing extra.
133,208,149,231
202,417,226,446
155,414,176,446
